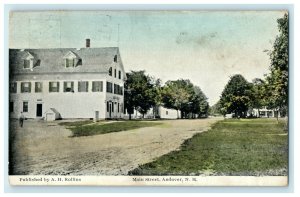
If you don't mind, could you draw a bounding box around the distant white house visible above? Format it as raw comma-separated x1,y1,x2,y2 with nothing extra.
158,107,180,119
248,107,280,118
223,107,281,118
9,39,126,120
124,106,181,119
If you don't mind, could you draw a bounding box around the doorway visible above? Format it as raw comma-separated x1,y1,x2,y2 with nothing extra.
36,103,42,117
109,103,112,118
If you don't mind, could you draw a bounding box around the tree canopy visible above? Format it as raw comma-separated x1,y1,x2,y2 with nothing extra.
265,13,288,116
124,70,157,119
219,74,253,118
250,78,267,111
161,79,209,118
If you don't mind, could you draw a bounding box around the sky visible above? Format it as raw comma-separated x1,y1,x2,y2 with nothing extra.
9,11,285,105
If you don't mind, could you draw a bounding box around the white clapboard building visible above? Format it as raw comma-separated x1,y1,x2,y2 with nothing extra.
9,39,126,120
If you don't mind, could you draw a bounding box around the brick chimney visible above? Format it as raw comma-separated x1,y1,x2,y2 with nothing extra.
86,39,90,48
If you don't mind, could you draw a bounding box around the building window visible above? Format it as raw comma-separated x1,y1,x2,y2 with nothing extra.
112,102,114,112
49,82,60,92
78,81,89,92
114,55,117,63
64,81,74,92
118,103,120,113
118,71,121,79
9,82,17,93
24,59,33,69
9,101,14,113
21,82,31,93
92,81,103,92
114,69,117,78
35,82,43,93
113,84,123,95
106,82,113,93
77,59,82,66
107,102,109,112
23,101,28,112
166,111,168,115
109,67,112,76
66,58,75,68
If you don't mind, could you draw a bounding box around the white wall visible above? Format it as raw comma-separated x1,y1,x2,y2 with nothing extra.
159,107,180,119
10,76,124,119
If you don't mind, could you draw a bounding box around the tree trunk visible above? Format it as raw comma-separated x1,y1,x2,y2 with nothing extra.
129,113,132,120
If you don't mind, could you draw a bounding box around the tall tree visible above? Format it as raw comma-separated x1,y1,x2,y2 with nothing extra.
161,79,194,119
124,70,157,119
265,13,288,118
219,74,253,118
192,86,209,118
161,79,208,119
250,78,266,117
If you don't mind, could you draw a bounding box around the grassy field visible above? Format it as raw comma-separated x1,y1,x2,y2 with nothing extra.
58,120,94,127
61,120,162,137
129,118,288,176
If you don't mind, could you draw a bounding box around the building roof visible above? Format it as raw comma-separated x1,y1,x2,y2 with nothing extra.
9,47,123,75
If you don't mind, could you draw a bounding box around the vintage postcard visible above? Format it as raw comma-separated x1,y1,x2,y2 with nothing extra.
8,10,288,186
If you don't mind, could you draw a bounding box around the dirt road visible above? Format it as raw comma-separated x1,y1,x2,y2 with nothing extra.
9,118,221,175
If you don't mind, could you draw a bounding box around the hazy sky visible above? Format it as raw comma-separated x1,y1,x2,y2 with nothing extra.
9,11,285,105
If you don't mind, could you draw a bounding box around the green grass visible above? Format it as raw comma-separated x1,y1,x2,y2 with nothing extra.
58,120,94,127
129,118,288,176
65,120,162,137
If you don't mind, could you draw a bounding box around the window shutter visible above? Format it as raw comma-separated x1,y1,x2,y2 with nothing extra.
28,82,31,93
57,82,60,92
78,82,81,92
86,82,89,92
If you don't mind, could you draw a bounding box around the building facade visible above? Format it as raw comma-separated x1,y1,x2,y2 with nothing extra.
9,40,126,120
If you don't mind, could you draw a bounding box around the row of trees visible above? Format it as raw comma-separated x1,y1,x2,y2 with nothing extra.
215,13,288,119
124,71,209,119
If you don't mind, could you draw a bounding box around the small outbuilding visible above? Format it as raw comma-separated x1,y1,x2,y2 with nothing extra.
44,108,61,121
